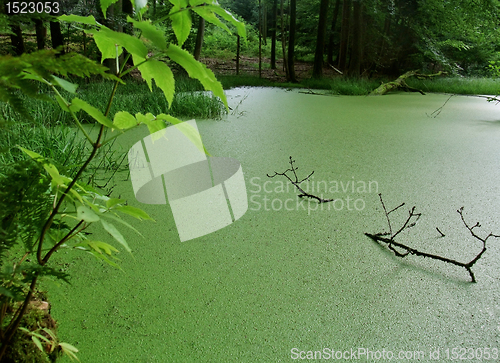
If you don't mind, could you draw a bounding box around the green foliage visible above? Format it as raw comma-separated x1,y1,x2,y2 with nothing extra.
0,50,119,119
407,76,500,95
202,22,270,59
0,0,245,360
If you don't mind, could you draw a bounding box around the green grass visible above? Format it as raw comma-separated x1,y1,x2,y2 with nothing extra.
406,77,500,95
219,74,500,96
219,75,382,95
0,77,227,130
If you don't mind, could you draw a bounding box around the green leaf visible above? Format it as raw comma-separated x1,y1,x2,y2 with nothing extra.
203,5,246,39
102,213,142,235
170,2,192,46
115,205,154,221
100,0,120,18
127,17,166,50
55,93,70,112
41,328,57,341
166,44,228,109
18,146,44,162
101,219,131,253
51,75,78,93
137,60,175,107
70,98,114,128
59,14,99,26
101,27,148,59
77,206,100,223
106,198,126,209
87,27,148,62
88,250,122,269
82,198,102,214
18,147,66,185
86,29,122,63
156,114,209,155
113,111,137,130
192,6,231,34
30,332,52,344
31,336,44,352
136,112,166,135
76,241,119,255
59,342,80,362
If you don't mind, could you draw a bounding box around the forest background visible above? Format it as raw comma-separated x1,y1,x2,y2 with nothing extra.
3,0,500,84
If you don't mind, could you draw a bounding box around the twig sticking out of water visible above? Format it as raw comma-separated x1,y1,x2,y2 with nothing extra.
365,194,499,282
427,94,454,118
267,156,335,203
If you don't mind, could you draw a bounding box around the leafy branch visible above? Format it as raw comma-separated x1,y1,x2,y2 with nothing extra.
365,194,499,282
1,1,246,360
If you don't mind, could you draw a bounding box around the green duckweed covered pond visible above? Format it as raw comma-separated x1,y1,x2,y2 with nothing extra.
51,88,500,362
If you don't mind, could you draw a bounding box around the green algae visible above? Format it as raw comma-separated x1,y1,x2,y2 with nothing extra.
50,89,500,362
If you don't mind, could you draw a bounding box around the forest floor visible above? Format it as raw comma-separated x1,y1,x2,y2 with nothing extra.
200,56,341,82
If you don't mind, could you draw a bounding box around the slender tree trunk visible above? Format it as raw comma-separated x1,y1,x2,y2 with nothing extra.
337,0,351,71
347,0,362,77
236,35,240,75
327,0,341,65
270,0,277,69
287,0,297,82
34,19,46,50
259,0,262,78
280,0,289,79
194,16,205,60
313,0,330,78
9,24,25,55
262,2,267,45
49,2,63,54
49,22,64,53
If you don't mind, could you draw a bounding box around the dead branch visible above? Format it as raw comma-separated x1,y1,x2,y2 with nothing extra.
267,156,335,203
365,194,499,282
427,94,454,118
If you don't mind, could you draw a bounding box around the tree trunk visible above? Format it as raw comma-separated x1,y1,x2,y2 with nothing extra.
270,0,277,69
347,0,362,77
34,19,46,50
327,0,341,65
337,0,351,71
259,0,262,78
369,70,446,95
49,1,63,54
194,16,205,60
262,2,267,45
9,24,25,55
49,22,64,53
312,0,330,78
287,0,297,82
280,0,289,79
236,35,240,75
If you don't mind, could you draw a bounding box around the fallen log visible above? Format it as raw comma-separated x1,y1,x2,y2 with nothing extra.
370,70,446,95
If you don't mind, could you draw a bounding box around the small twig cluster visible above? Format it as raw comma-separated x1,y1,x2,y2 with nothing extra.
365,194,499,282
267,156,335,203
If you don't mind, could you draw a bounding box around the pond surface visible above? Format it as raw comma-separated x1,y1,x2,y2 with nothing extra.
52,88,500,362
